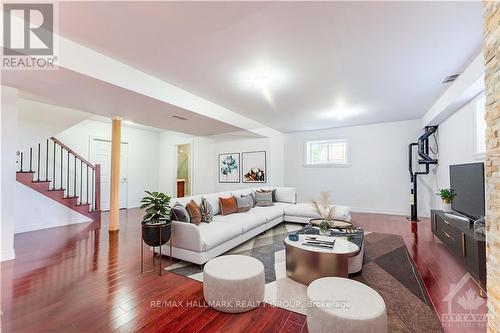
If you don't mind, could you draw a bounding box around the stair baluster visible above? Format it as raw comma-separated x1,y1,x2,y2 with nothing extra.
46,139,49,181
16,137,102,222
37,143,41,181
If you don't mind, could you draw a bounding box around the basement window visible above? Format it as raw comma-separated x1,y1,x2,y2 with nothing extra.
305,139,350,166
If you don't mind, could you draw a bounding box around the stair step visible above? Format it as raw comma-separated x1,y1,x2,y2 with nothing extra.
16,171,35,174
31,180,51,184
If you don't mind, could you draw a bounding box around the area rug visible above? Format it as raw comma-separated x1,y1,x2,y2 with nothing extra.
165,223,443,332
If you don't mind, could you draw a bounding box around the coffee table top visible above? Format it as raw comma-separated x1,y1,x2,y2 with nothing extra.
285,234,359,254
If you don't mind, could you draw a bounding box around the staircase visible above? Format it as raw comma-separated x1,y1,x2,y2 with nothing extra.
16,137,101,222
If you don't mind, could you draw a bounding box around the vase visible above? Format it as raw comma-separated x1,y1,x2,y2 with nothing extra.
319,220,331,236
442,200,451,212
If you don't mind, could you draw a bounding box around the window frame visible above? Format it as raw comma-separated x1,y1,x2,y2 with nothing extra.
303,138,351,167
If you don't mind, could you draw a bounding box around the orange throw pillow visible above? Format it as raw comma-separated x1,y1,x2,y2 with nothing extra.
219,196,238,216
185,200,202,225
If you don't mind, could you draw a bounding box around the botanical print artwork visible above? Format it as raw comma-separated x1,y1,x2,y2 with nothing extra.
219,153,240,183
242,151,266,183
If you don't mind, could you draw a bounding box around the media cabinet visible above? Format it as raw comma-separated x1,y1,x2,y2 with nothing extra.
431,210,486,294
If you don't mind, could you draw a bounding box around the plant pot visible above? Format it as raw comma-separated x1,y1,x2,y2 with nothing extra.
441,200,452,212
142,220,171,247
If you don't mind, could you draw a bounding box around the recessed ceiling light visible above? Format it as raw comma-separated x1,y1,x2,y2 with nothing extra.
251,75,272,89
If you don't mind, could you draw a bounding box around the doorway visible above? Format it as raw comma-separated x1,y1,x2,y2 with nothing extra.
176,144,192,198
90,138,128,211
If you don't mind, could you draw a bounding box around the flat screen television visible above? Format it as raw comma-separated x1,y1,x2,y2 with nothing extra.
449,162,485,220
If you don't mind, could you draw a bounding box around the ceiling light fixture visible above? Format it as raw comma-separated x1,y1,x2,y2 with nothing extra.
251,74,272,89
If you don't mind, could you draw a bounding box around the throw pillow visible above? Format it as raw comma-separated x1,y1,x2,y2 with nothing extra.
260,188,277,202
185,200,202,225
242,193,256,207
255,190,274,207
236,196,253,213
200,197,213,223
219,196,238,216
171,203,190,223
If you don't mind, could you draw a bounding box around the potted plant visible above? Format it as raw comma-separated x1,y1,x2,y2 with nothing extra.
437,188,456,212
140,191,172,247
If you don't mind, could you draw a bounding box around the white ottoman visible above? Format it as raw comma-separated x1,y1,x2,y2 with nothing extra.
203,255,265,313
307,277,387,333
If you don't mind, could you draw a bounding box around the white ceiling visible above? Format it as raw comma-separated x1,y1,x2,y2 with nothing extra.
2,67,244,136
54,1,483,133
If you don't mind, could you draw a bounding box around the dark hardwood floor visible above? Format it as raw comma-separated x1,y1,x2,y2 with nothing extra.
0,209,487,332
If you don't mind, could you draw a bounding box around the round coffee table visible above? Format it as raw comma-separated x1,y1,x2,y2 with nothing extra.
284,234,359,285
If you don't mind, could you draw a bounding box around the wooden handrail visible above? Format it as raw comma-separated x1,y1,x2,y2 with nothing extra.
50,137,95,170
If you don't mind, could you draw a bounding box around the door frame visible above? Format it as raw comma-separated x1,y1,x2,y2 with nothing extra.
174,142,194,197
89,136,129,210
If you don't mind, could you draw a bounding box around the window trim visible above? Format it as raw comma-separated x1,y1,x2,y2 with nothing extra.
303,138,351,167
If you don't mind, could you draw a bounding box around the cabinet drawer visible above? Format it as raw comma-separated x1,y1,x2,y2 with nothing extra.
436,226,464,257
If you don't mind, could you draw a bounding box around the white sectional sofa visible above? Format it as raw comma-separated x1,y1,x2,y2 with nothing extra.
159,187,351,265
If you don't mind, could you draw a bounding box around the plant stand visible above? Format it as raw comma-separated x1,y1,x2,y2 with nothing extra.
141,222,172,276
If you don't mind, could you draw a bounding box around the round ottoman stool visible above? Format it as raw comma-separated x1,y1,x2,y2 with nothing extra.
306,277,387,333
203,255,265,313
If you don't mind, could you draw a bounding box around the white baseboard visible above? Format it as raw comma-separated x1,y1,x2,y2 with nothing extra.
1,249,15,262
15,218,91,234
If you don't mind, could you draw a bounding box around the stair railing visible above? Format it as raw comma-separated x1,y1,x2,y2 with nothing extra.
16,137,101,212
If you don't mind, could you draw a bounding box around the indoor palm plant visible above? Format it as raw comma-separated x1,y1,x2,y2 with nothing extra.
140,191,172,247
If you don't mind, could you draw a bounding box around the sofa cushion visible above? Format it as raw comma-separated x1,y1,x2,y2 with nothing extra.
197,220,242,251
255,190,273,207
213,213,266,234
219,196,238,216
275,187,297,204
236,196,252,213
231,188,253,197
171,204,190,223
245,205,285,222
284,203,351,221
203,192,231,215
186,200,202,225
200,197,213,223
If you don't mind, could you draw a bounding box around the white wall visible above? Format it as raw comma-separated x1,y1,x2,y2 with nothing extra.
17,98,91,151
213,137,271,192
57,119,161,208
284,120,424,216
1,86,18,261
15,183,91,233
158,131,216,197
419,95,484,212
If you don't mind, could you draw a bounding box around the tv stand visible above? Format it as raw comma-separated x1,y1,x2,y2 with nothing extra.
443,211,471,224
431,210,486,295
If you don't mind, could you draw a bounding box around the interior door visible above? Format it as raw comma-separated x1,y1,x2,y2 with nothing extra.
91,138,128,211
